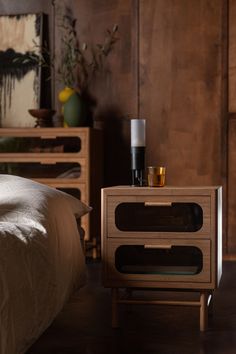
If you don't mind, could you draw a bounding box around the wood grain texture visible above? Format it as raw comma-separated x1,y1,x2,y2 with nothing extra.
227,119,236,252
101,186,221,290
139,0,224,187
229,0,236,112
106,238,211,287
54,0,138,186
0,0,51,14
0,0,231,253
106,194,211,239
0,128,103,251
114,288,210,332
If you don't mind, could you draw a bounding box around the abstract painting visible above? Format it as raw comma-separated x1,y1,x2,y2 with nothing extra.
0,14,43,127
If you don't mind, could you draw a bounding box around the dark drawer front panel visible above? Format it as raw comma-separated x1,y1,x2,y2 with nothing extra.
105,239,211,285
107,195,211,238
0,136,82,153
115,202,203,232
115,245,203,276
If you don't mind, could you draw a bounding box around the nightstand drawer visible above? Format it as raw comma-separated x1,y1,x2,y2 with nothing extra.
104,238,211,286
106,195,211,238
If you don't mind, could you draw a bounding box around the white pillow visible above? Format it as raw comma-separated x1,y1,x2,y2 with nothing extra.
0,174,92,219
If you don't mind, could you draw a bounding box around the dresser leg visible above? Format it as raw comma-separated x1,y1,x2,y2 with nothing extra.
111,288,119,328
92,237,97,259
200,291,208,331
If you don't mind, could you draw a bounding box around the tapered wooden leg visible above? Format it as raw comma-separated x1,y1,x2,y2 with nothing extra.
200,291,208,331
111,288,119,328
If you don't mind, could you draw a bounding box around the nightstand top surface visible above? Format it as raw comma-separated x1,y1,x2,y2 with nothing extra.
102,185,222,190
101,185,222,196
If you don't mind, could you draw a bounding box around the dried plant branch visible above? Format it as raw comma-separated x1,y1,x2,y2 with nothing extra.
13,2,119,92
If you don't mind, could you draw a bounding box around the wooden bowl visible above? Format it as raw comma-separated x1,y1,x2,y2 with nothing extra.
28,109,56,127
28,109,56,119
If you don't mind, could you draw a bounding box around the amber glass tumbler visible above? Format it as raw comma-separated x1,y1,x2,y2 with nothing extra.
147,166,166,187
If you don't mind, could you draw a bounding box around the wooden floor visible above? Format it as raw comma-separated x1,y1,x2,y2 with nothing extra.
27,260,236,354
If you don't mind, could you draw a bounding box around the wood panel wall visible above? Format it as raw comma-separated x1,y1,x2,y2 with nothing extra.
57,0,229,253
0,0,51,14
55,0,138,186
229,0,236,113
139,0,228,253
228,118,236,253
140,0,224,186
228,0,236,254
0,0,234,254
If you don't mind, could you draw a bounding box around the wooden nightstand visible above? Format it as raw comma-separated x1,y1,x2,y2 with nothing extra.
101,185,222,331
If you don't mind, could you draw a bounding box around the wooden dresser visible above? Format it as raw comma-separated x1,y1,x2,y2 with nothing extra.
0,127,103,257
101,185,222,330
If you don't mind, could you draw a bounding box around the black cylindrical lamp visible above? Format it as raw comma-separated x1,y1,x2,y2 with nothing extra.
130,119,146,186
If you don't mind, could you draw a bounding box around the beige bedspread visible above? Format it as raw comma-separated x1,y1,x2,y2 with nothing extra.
0,175,90,354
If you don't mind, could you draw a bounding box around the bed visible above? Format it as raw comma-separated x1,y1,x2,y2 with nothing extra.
0,174,91,354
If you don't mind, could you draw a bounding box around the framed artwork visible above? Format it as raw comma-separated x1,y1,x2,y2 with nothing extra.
0,13,43,127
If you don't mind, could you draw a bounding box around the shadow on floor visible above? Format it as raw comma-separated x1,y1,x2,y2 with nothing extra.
27,261,236,354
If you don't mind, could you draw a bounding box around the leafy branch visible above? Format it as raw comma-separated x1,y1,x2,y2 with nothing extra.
13,6,119,92
55,6,119,90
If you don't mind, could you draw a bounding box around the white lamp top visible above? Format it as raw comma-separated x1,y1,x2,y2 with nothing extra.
131,119,146,147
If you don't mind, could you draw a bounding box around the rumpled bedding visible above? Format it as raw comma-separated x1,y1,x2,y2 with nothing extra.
0,175,90,354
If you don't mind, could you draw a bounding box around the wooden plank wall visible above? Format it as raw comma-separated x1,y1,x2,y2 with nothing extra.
135,0,230,252
140,0,224,186
54,0,138,186
0,0,234,254
228,119,236,253
139,0,227,253
228,0,236,254
0,0,51,14
71,0,228,251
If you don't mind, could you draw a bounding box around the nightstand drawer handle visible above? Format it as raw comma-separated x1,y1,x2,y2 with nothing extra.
40,160,57,165
40,136,57,139
144,244,172,249
144,202,172,207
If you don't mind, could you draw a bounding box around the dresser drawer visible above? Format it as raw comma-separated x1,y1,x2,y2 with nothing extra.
0,133,87,155
0,159,86,181
104,238,211,287
106,195,211,239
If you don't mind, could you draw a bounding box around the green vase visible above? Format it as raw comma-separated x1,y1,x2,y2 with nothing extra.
63,92,87,127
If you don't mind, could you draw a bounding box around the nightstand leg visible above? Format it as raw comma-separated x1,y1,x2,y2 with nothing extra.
200,291,208,331
111,288,119,328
